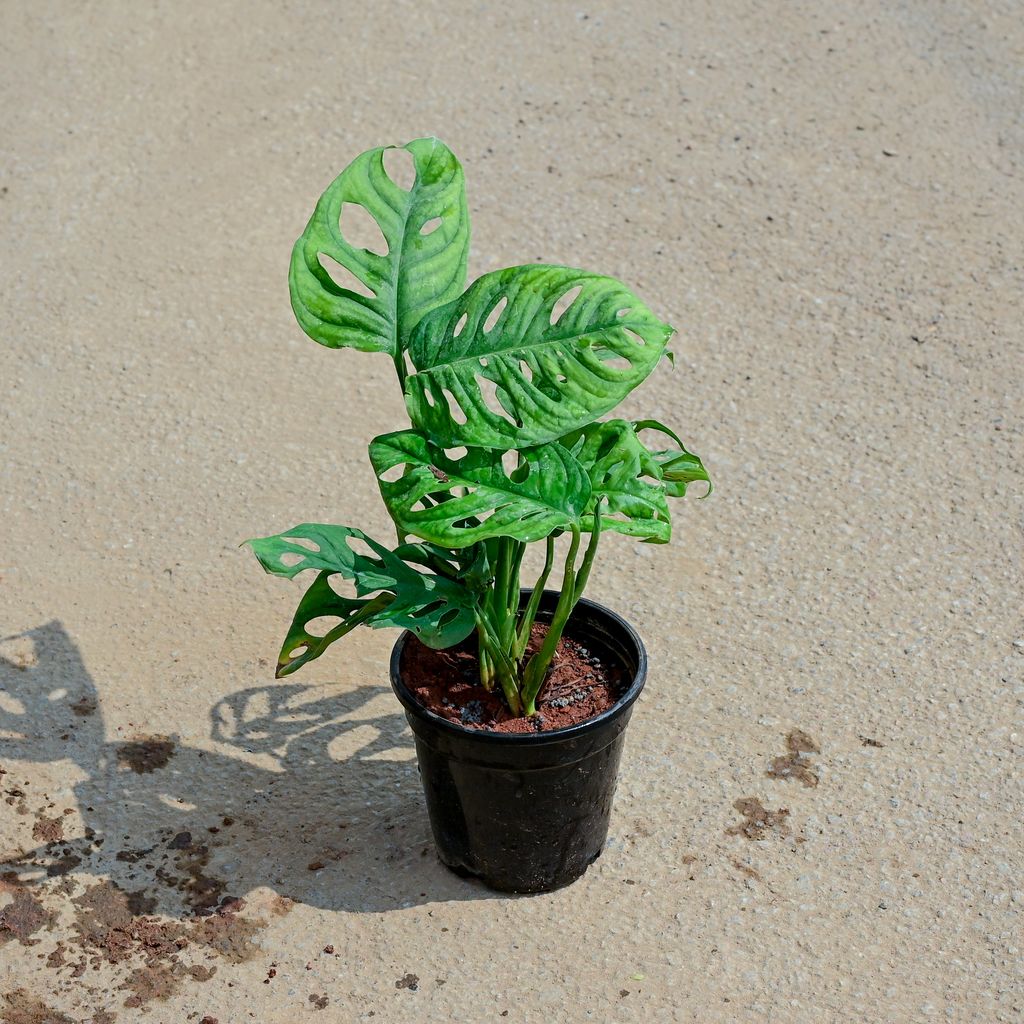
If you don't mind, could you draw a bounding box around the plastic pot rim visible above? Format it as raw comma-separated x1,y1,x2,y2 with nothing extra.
389,590,648,747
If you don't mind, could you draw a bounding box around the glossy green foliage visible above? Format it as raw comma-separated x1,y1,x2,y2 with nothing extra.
562,419,711,542
561,420,673,542
252,139,712,714
289,138,469,356
369,429,591,547
404,265,674,449
246,523,476,674
634,419,713,498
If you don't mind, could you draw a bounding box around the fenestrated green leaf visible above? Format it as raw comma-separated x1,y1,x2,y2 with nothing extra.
367,581,476,649
274,573,394,676
561,419,712,542
369,429,591,547
289,138,469,356
560,420,673,542
634,419,713,498
404,265,674,449
246,523,477,671
248,522,379,580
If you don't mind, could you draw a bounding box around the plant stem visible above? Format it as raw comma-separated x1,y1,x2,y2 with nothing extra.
503,540,526,649
521,526,581,715
573,504,603,603
515,534,555,661
476,629,494,692
486,539,508,653
392,351,407,391
475,610,522,715
496,537,512,614
473,511,603,717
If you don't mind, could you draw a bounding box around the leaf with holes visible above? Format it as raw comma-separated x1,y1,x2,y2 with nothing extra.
274,574,394,676
246,523,477,671
369,429,591,547
404,265,674,448
252,140,715,712
634,419,713,498
289,137,469,356
560,420,673,542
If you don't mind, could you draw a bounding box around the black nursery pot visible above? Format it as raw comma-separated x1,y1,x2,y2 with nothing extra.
389,590,648,894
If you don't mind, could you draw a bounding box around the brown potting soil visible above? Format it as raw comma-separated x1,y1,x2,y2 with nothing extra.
400,623,629,734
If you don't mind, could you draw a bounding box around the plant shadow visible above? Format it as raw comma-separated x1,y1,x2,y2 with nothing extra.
0,620,500,918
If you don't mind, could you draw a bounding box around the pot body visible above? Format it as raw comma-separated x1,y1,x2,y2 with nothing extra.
389,591,647,893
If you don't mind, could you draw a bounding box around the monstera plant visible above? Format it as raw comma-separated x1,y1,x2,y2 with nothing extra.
248,137,709,718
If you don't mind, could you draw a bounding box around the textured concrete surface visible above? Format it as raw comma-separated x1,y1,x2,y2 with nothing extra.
1,1,1022,1021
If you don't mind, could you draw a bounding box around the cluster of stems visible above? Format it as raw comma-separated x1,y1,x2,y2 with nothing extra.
472,512,602,717
392,511,603,717
386,355,604,716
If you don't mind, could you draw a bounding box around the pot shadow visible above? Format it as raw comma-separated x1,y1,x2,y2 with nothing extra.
0,620,500,918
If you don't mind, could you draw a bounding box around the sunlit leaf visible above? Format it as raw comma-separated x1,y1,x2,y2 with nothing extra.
634,418,712,498
404,265,673,448
560,420,672,542
369,430,591,547
289,138,469,356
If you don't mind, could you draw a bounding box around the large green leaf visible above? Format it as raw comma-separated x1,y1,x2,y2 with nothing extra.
369,430,591,547
246,523,477,672
403,265,674,448
289,138,469,356
560,420,673,542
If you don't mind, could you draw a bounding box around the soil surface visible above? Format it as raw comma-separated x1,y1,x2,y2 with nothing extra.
400,623,629,733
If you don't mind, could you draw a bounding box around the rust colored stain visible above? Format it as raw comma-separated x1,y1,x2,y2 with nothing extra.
726,797,791,840
31,815,64,844
115,736,176,773
0,890,52,946
1,988,75,1024
766,729,821,788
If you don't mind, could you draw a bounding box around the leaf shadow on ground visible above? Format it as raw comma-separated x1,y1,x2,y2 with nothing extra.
1,620,502,920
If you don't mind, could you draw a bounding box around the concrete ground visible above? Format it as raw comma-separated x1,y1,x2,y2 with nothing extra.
1,1,1021,1021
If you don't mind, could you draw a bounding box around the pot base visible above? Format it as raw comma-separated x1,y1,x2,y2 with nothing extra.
439,845,605,895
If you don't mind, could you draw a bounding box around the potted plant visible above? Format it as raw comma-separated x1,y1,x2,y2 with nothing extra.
248,138,711,893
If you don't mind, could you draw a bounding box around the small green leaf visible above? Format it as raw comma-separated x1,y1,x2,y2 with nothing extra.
634,419,712,497
246,524,477,671
561,420,672,542
369,430,591,547
289,138,470,356
275,574,393,677
404,265,673,449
